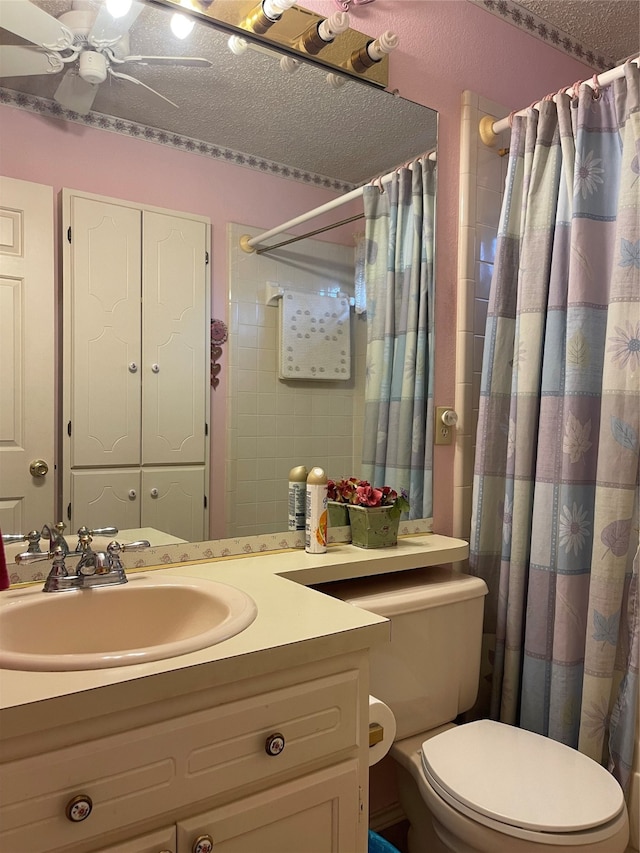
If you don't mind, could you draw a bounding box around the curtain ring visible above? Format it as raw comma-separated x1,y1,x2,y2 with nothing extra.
570,79,583,99
591,73,601,100
508,109,517,127
375,175,385,194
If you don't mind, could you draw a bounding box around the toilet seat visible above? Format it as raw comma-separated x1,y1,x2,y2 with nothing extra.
420,720,626,843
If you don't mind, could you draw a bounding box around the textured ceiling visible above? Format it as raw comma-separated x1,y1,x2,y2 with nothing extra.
0,0,437,186
517,0,639,62
1,0,638,185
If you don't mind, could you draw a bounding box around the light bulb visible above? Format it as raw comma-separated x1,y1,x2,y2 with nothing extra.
366,31,398,61
280,56,300,73
327,73,347,89
170,12,195,39
262,0,296,22
105,0,132,18
228,35,249,55
317,12,349,42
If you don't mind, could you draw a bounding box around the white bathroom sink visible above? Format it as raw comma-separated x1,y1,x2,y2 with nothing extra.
0,575,257,671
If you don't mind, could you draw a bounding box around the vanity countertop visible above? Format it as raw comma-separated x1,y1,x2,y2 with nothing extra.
0,533,468,723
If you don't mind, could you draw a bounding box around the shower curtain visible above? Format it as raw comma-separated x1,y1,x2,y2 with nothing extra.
470,63,639,789
361,157,436,519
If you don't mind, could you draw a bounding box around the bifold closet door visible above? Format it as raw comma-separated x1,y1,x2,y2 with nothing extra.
69,197,142,468
141,212,207,466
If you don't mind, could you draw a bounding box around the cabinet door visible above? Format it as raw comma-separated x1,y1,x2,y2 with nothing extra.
71,469,141,532
177,761,360,853
93,826,175,853
142,212,207,466
141,467,205,541
69,196,142,467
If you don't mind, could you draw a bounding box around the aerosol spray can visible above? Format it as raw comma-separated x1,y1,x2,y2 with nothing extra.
305,466,328,554
288,465,308,537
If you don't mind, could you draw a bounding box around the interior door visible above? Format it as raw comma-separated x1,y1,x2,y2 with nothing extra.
142,211,207,465
68,195,142,468
0,176,55,533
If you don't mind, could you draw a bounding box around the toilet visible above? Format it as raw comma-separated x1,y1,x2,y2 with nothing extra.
317,566,629,853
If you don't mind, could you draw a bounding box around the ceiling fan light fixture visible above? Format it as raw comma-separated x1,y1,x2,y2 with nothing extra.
79,50,107,84
170,12,195,39
105,0,133,19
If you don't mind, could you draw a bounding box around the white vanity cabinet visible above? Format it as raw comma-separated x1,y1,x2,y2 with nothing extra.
61,190,210,542
0,652,369,853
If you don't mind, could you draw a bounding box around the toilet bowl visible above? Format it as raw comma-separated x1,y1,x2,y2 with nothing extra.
316,567,630,853
392,722,629,853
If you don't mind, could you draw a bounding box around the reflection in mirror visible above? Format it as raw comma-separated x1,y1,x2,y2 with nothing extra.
0,0,438,547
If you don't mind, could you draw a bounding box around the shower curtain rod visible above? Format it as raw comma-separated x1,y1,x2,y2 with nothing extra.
253,213,365,255
239,151,436,254
479,55,639,147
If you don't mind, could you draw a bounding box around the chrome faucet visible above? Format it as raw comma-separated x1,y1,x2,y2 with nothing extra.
41,522,70,556
16,538,150,593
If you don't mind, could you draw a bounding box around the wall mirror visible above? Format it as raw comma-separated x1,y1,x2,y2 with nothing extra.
0,0,438,550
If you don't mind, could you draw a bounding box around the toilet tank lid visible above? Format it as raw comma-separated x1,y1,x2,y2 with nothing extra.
315,567,487,616
421,720,626,833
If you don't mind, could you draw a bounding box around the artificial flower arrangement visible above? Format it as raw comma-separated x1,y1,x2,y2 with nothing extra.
327,477,410,519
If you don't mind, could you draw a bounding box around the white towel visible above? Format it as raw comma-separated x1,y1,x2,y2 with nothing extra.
279,290,351,381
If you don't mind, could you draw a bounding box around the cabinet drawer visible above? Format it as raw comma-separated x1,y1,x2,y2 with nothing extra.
0,668,360,852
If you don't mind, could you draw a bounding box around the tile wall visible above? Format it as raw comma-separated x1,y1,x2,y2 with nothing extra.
453,91,510,540
227,223,367,537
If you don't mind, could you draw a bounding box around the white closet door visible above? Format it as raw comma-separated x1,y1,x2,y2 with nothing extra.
70,197,141,467
141,212,207,466
141,467,205,542
70,469,141,533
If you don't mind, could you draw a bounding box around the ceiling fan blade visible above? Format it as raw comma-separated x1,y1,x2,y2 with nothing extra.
54,69,99,114
108,67,178,108
0,0,74,50
88,1,144,48
0,45,64,77
120,55,212,68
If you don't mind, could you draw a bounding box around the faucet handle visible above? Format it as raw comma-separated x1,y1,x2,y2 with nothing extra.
17,545,69,580
89,526,118,537
76,526,119,539
2,530,42,553
117,540,150,551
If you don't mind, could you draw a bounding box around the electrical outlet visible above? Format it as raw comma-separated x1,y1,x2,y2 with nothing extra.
435,406,456,445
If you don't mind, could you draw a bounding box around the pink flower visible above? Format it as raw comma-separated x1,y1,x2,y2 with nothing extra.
355,484,384,507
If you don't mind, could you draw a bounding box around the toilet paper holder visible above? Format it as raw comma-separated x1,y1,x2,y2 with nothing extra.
369,722,385,747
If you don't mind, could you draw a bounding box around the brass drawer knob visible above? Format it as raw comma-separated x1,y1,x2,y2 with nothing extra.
65,794,93,822
265,732,285,756
192,834,214,853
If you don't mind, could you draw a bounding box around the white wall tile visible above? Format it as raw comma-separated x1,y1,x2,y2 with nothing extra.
455,91,509,539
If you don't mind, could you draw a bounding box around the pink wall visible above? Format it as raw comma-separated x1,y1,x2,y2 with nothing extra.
0,0,595,535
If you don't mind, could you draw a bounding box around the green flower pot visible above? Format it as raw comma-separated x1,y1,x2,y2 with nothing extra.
347,505,400,549
327,500,350,528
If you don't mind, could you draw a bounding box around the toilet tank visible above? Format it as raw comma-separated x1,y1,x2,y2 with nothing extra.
316,566,488,740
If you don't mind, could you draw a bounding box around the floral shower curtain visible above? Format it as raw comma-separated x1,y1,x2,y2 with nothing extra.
470,63,639,789
361,157,436,519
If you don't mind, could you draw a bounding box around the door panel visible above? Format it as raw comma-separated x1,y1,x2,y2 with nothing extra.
142,212,207,466
141,466,204,542
70,469,141,533
70,197,141,467
0,177,54,532
177,761,359,853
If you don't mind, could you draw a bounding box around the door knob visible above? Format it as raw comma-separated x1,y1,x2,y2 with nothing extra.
29,459,49,478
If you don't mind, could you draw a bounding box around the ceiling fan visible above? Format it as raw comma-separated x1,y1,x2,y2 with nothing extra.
0,0,212,114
